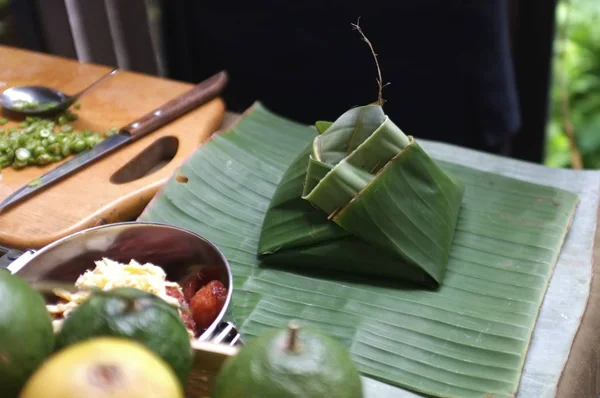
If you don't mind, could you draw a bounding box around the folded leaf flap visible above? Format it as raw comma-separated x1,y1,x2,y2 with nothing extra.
334,141,465,284
259,145,348,254
304,115,411,214
315,121,333,134
302,156,332,198
313,105,387,165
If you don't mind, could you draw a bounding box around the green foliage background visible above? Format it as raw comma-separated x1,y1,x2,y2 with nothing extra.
546,0,600,169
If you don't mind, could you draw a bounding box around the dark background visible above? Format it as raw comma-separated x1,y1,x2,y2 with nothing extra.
2,0,559,163
159,0,558,162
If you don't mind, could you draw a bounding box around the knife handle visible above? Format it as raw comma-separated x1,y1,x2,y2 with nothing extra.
123,71,229,140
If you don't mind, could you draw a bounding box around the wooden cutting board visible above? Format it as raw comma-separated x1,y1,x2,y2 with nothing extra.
0,46,225,250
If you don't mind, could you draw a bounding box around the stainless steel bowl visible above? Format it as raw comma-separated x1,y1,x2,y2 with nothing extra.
8,221,240,344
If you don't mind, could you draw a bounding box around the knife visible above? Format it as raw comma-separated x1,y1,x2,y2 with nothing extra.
0,71,229,212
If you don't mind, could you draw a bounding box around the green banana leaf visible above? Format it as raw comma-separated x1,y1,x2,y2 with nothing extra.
140,103,579,398
258,104,465,286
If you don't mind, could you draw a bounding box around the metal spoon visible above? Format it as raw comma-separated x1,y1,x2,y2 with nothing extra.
0,68,117,117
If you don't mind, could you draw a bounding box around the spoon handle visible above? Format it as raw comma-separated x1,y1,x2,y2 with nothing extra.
122,71,229,140
72,68,118,101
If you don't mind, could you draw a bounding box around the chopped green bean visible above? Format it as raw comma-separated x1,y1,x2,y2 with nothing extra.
60,124,73,133
38,102,58,111
107,126,118,135
18,135,29,146
12,99,44,111
0,106,104,170
15,148,31,162
12,161,27,169
33,146,46,157
84,136,99,148
36,154,53,165
48,143,61,156
71,139,87,153
60,143,71,157
74,103,81,110
24,140,38,152
5,149,14,162
27,177,42,187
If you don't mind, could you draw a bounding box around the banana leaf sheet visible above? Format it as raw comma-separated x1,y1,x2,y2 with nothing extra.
140,103,595,398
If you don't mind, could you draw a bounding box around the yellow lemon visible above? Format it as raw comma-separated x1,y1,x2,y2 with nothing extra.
20,337,184,398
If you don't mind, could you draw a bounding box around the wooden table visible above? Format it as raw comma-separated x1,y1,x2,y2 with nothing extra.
0,45,225,250
557,221,600,398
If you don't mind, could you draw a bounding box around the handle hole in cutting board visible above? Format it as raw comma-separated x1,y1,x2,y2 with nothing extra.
110,136,178,184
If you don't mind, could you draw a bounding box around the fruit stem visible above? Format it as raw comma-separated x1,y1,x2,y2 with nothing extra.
124,298,138,313
287,321,300,353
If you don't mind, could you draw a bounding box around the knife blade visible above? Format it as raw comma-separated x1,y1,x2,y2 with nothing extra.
0,71,229,212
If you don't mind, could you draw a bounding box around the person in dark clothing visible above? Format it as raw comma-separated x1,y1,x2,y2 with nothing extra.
161,1,520,155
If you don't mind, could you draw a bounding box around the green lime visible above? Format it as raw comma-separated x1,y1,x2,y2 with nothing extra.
55,287,193,387
212,321,363,398
0,270,54,397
